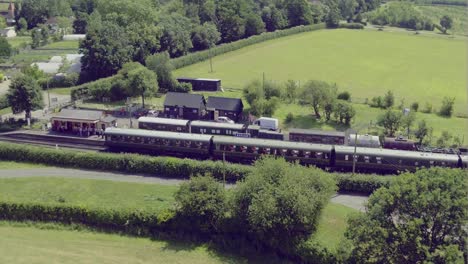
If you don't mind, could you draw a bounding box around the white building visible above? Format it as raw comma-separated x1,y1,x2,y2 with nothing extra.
0,27,16,38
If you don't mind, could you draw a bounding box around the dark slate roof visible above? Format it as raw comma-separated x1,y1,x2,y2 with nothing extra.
164,92,205,108
206,96,243,112
52,109,103,121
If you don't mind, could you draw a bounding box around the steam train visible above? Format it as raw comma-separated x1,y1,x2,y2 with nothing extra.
104,128,468,174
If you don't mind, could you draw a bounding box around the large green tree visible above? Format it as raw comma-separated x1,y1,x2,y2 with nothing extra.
231,157,336,252
244,13,266,37
346,168,467,263
145,52,177,93
300,80,337,119
7,74,44,120
159,13,193,57
80,21,133,80
286,0,313,27
120,63,158,108
0,37,12,57
440,15,452,34
377,110,403,136
191,22,221,51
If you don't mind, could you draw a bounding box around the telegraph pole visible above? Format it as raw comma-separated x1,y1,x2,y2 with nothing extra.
209,47,213,73
352,133,358,175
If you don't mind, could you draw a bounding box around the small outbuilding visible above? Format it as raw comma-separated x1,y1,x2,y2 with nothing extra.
163,92,206,120
206,96,243,122
176,77,221,91
0,27,16,38
50,109,116,136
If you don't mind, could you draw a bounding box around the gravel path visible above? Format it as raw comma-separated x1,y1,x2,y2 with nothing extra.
0,168,369,211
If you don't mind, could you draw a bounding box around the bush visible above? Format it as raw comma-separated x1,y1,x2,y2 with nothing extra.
285,112,294,123
439,97,455,117
410,102,419,112
337,91,351,101
333,174,392,195
170,24,325,69
174,82,192,93
41,73,80,89
339,23,364,29
0,94,9,109
369,96,383,108
421,102,432,114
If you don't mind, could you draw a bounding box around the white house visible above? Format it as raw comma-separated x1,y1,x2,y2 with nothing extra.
0,27,16,38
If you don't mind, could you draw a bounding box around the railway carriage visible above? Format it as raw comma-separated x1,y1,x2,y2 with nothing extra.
334,146,463,173
212,136,333,166
189,121,247,136
289,129,346,145
138,117,189,132
105,128,212,158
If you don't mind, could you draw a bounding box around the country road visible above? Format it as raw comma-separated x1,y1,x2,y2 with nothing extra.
0,167,369,211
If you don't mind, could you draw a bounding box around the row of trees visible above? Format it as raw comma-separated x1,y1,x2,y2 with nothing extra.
243,79,356,126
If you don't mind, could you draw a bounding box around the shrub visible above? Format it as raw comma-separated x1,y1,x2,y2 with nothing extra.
369,96,383,108
337,91,351,101
339,23,364,29
174,176,226,233
439,97,455,117
174,82,192,93
333,174,391,195
41,73,79,89
285,112,294,123
0,94,9,109
421,102,432,113
383,90,394,109
410,102,419,112
170,24,325,69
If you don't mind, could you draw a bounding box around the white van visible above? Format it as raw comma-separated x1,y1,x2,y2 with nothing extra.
253,117,279,131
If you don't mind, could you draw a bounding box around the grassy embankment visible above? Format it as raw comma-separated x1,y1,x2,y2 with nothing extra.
174,29,467,139
417,5,468,36
0,176,358,257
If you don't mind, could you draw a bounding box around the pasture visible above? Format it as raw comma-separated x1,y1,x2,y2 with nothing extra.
417,5,468,36
174,29,467,114
0,222,246,264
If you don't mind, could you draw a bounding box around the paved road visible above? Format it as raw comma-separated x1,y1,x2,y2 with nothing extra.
0,167,369,211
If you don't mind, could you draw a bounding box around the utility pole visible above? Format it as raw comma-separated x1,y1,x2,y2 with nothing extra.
47,78,51,109
352,133,358,175
209,48,213,73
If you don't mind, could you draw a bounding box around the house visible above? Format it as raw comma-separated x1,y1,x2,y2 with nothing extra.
163,92,206,120
206,96,243,122
0,27,16,38
176,77,221,91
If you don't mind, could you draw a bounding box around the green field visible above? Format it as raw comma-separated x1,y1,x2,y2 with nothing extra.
0,222,246,264
417,5,468,36
6,36,31,49
175,29,467,114
0,177,178,212
41,40,80,50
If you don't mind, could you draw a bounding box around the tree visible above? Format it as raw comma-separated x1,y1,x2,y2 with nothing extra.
440,15,452,34
286,0,313,27
80,21,134,81
346,168,467,263
401,112,416,138
0,37,12,57
7,74,44,121
244,13,266,38
73,12,89,34
261,6,287,32
39,24,49,46
383,90,394,109
17,18,28,33
174,175,226,233
377,110,403,136
339,0,358,22
21,64,46,80
31,28,41,49
243,79,280,116
145,52,177,93
120,63,158,108
439,97,455,117
300,80,337,119
334,101,356,125
127,23,161,64
231,157,336,252
414,119,431,145
159,13,193,57
191,22,221,51
285,80,298,103
18,0,48,28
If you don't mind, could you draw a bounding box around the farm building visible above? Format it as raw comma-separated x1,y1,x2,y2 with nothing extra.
163,92,206,120
176,77,221,91
50,109,116,136
206,96,243,122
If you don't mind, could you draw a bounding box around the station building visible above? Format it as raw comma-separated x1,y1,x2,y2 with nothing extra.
50,109,116,136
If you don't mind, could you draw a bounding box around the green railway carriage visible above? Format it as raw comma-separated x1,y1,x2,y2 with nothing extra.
212,136,333,166
138,117,190,132
334,146,463,173
105,128,213,157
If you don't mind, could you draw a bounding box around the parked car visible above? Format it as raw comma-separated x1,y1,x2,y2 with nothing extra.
216,116,234,124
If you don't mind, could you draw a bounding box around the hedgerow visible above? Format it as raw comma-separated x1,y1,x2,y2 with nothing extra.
0,142,249,182
170,24,326,70
0,142,395,194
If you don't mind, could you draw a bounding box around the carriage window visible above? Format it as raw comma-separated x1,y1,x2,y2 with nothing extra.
345,155,349,161
292,150,299,156
364,156,370,163
196,142,203,149
251,146,259,153
430,161,434,166
281,149,288,156
240,146,247,152
263,148,271,154
217,130,221,134
399,160,402,164
304,151,311,158
175,140,181,146
193,109,197,113
441,161,445,165
166,107,170,111
177,127,182,131
185,141,192,147
376,157,382,164
211,129,216,133
353,155,359,162
415,161,419,166
316,152,323,159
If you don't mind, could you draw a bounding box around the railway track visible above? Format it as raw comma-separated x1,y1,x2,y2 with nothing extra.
0,136,106,151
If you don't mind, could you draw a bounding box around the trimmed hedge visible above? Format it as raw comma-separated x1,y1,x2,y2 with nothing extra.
0,142,249,182
339,23,365,30
334,174,392,195
170,24,326,70
70,76,117,101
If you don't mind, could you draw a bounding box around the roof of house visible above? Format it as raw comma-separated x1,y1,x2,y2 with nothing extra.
51,109,103,121
177,77,221,82
206,96,243,112
164,92,205,108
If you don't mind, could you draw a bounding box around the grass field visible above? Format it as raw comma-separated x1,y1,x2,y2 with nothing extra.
0,107,11,115
0,161,45,169
0,177,178,212
40,40,80,50
0,222,246,264
417,5,468,36
309,203,358,251
6,36,31,49
174,29,467,114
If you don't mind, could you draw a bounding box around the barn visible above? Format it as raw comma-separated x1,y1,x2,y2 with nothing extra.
163,92,206,120
176,78,221,91
206,96,243,122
